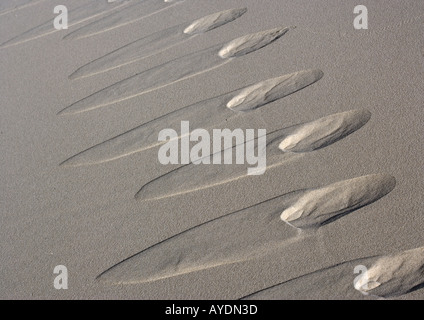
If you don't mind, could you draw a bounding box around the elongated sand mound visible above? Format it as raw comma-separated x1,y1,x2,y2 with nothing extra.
280,174,396,229
99,174,393,284
61,70,323,167
227,69,324,112
278,109,371,153
59,27,292,115
69,8,248,80
243,246,423,299
136,110,369,202
355,247,424,298
184,8,247,35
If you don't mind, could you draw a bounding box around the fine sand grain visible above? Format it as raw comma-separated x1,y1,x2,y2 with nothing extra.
0,0,423,299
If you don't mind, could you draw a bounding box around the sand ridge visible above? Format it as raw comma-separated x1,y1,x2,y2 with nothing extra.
0,0,423,300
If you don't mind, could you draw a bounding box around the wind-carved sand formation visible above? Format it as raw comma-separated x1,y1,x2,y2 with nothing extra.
0,0,47,17
64,0,186,41
58,26,293,115
280,174,396,229
242,246,424,299
136,109,372,201
69,8,248,80
97,174,396,284
60,70,323,167
354,247,424,298
0,0,131,49
48,0,416,299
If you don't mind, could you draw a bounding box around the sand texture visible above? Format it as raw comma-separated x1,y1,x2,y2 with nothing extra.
0,0,423,299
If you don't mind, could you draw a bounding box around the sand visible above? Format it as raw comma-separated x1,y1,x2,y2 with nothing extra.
0,0,423,299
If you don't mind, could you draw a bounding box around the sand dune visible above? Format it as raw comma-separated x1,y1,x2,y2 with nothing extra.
280,174,396,229
60,70,322,166
277,109,371,152
99,174,393,284
136,109,371,201
58,27,292,115
1,0,423,300
241,257,378,300
69,8,248,80
354,247,424,298
243,246,424,299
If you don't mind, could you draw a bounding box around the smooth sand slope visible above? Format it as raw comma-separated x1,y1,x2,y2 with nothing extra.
0,0,423,299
